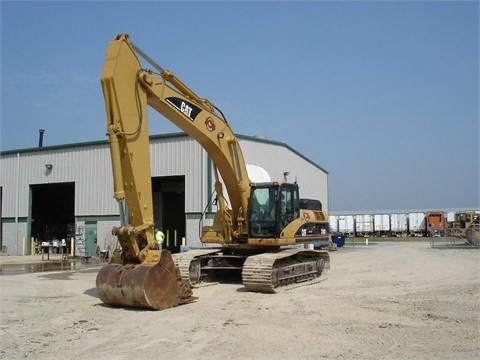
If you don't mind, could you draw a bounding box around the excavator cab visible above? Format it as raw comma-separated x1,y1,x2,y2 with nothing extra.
248,183,300,238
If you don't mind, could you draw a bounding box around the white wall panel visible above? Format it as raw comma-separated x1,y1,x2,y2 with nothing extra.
329,215,338,232
390,213,408,233
337,215,355,234
356,214,373,233
374,214,390,232
408,212,426,232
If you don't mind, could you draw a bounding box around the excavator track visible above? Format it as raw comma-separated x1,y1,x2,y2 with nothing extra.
242,248,330,293
173,247,329,293
172,249,222,286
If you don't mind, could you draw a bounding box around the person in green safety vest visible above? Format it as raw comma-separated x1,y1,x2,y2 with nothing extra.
154,228,165,250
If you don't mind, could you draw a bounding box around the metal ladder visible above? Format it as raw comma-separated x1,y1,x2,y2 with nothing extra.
68,224,88,259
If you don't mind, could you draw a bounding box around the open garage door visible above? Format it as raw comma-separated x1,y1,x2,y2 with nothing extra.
152,176,185,253
30,182,75,253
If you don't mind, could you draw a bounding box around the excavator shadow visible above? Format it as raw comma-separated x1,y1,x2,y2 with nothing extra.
198,270,243,286
84,287,99,298
84,287,133,310
194,272,250,293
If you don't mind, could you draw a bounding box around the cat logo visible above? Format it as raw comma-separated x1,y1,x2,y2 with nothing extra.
165,97,201,121
180,102,193,118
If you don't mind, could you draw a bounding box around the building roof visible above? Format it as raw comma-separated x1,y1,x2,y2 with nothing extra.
1,132,328,174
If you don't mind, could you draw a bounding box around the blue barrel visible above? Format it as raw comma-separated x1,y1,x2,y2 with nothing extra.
332,235,345,247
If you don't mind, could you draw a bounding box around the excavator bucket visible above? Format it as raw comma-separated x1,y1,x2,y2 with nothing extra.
96,250,195,310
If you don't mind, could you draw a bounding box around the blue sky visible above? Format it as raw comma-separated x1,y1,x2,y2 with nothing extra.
1,1,478,212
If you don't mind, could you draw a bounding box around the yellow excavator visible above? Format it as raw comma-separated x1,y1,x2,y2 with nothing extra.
96,34,331,310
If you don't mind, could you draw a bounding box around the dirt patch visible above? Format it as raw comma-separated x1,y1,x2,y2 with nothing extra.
0,242,478,359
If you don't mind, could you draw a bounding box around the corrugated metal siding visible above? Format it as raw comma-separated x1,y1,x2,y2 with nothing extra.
0,145,117,217
71,146,117,215
1,222,27,255
1,134,327,219
0,154,18,217
150,136,206,212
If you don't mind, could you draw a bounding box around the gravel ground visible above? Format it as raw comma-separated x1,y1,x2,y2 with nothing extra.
0,242,478,360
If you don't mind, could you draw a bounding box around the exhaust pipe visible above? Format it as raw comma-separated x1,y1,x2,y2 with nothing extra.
38,129,45,147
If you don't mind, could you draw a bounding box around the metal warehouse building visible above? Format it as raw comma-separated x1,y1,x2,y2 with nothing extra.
0,133,328,256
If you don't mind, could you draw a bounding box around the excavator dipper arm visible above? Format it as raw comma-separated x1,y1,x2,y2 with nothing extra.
97,34,206,310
